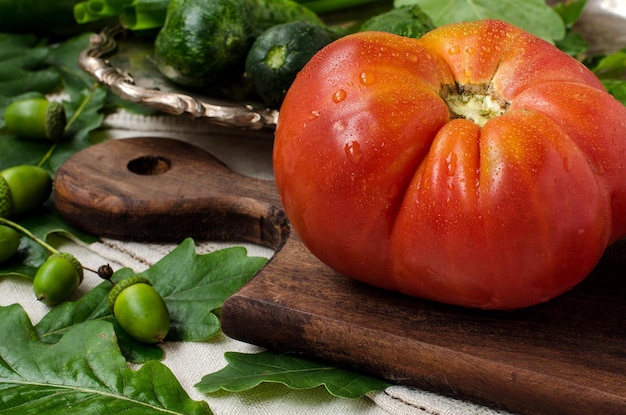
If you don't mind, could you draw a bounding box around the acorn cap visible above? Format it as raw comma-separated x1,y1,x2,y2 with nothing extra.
0,175,13,218
52,252,84,283
45,101,66,141
108,276,151,311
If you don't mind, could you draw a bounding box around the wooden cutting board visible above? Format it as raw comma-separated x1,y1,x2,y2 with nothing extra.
54,137,626,415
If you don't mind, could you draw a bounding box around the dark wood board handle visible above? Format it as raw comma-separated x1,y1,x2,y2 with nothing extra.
54,137,626,415
54,137,287,247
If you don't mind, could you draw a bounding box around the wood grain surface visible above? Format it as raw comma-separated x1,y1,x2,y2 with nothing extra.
55,137,626,415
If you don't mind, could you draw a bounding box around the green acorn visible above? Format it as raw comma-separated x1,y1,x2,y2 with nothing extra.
0,165,52,218
108,276,170,344
0,224,20,264
4,98,66,141
33,252,84,306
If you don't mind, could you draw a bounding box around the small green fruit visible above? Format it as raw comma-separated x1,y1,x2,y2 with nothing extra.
0,165,52,217
4,98,66,141
109,276,170,344
0,224,20,264
33,252,84,306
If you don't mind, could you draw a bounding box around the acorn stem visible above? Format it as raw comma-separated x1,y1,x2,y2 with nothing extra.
0,217,59,255
37,142,58,168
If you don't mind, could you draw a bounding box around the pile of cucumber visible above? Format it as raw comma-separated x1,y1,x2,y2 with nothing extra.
154,0,435,108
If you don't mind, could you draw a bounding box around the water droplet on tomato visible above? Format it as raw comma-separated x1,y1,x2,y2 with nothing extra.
446,152,457,176
466,47,476,55
448,45,461,55
345,141,363,164
332,89,347,103
334,120,346,132
406,53,418,63
360,72,375,85
308,110,321,120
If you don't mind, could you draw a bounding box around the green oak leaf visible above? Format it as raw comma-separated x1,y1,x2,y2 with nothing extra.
138,239,268,342
0,303,213,414
0,33,41,59
0,65,60,97
0,46,49,70
35,239,268,361
0,34,60,97
0,33,59,96
196,350,392,399
394,0,565,43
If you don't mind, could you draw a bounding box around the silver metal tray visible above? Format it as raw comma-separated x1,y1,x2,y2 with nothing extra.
78,25,279,130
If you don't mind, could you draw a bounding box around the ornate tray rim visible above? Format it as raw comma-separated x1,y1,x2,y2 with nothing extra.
78,25,279,130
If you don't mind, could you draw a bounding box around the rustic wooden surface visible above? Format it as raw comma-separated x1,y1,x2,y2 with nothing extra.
55,137,626,415
54,136,286,247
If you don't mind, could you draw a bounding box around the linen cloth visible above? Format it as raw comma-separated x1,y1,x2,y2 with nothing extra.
1,110,514,415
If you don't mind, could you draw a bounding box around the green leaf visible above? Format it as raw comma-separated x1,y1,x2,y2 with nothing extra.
196,350,392,399
0,304,213,414
137,239,268,341
0,34,60,96
552,0,586,28
35,240,268,360
0,46,50,70
45,33,98,101
555,30,588,57
0,65,61,96
0,131,51,168
394,0,565,43
602,80,626,106
589,49,626,80
552,0,589,57
0,33,40,60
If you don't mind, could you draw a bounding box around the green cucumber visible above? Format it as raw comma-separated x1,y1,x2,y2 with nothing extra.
359,5,435,38
154,0,326,88
246,21,338,108
251,0,324,34
154,0,256,88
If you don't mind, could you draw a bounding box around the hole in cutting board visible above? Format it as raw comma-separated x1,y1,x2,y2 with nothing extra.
127,155,171,175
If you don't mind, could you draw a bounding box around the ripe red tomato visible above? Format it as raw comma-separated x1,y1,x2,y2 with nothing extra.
273,19,626,310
